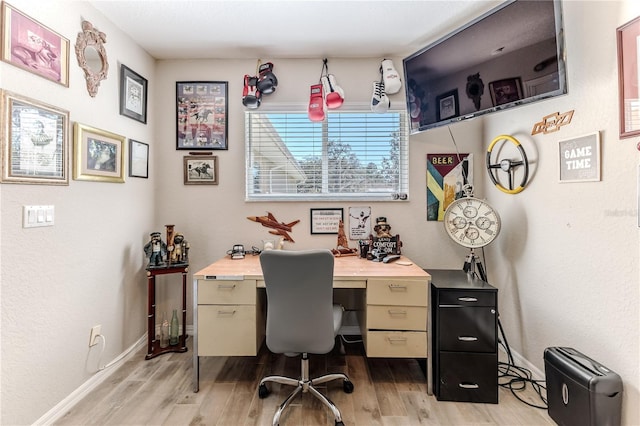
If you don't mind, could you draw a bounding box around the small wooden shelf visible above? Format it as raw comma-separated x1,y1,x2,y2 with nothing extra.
145,264,189,360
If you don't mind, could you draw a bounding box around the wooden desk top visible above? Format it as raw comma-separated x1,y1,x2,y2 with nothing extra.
194,253,430,281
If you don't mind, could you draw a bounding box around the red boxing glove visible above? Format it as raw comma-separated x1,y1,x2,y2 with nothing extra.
308,84,325,122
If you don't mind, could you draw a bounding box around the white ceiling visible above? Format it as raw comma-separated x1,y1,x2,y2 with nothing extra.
88,0,502,60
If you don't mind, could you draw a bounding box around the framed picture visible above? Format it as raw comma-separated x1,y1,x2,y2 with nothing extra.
1,2,69,86
119,64,148,124
176,81,228,150
129,139,148,178
310,208,344,234
558,132,601,183
73,123,125,183
184,155,218,185
435,89,459,121
489,77,523,106
0,90,69,184
617,16,640,138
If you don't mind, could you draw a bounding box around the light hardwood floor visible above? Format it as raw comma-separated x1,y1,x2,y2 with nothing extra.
55,338,554,425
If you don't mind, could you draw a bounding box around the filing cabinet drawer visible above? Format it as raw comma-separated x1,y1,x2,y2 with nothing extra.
367,278,427,307
367,305,427,331
438,290,496,307
198,279,256,304
438,306,496,352
364,331,426,358
197,305,260,356
438,352,498,403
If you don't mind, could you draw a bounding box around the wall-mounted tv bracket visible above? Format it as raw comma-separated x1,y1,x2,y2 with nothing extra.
486,134,529,194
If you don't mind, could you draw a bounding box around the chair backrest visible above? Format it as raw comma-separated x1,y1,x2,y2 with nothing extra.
259,249,336,355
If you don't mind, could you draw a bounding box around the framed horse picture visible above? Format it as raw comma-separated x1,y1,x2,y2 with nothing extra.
176,81,228,150
183,155,218,185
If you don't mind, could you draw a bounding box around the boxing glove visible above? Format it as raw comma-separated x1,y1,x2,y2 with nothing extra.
242,75,261,109
308,84,325,122
371,81,390,113
321,73,344,109
381,59,402,94
256,62,278,95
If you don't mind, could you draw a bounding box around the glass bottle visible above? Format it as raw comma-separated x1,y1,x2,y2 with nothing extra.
170,309,179,346
160,312,169,348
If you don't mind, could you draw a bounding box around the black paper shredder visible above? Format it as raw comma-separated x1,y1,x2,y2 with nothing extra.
544,347,622,426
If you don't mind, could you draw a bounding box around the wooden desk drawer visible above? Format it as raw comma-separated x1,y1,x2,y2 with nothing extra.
198,279,256,304
367,305,426,331
197,305,260,356
367,278,427,307
364,331,426,358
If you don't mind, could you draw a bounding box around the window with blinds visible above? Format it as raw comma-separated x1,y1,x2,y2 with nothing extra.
245,110,409,201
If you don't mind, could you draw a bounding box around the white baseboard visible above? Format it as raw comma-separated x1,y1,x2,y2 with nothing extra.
32,335,147,426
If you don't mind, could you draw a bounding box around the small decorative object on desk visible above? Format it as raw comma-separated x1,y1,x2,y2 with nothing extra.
170,309,179,346
331,220,358,257
367,216,402,261
160,312,169,348
144,232,167,267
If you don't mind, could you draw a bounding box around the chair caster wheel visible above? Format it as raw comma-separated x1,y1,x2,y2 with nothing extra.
343,379,354,393
258,383,270,399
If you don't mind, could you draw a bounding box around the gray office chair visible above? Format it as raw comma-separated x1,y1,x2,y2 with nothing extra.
257,249,354,426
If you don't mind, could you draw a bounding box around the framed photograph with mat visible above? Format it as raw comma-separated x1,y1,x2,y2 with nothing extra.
1,2,69,86
176,81,228,150
435,89,459,121
184,155,218,185
1,90,69,185
310,208,343,234
73,122,126,183
129,139,148,178
120,64,148,123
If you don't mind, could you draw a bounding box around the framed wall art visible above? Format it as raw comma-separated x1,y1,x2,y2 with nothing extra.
73,122,125,183
1,90,69,185
128,139,148,178
435,89,459,121
489,77,523,106
558,132,601,183
310,208,344,234
1,2,69,86
120,64,148,123
176,81,228,150
184,155,218,185
617,15,640,138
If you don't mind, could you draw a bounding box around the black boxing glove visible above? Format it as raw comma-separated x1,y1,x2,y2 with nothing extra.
242,75,261,109
256,62,278,95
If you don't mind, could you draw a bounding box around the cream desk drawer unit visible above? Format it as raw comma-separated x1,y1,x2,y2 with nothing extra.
192,255,431,393
361,278,428,358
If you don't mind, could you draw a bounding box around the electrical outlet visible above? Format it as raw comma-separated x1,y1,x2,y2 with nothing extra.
89,325,101,347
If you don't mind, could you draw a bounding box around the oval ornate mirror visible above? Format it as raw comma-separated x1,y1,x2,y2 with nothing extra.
75,20,108,97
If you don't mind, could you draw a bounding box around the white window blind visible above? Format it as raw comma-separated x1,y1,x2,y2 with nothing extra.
245,110,409,201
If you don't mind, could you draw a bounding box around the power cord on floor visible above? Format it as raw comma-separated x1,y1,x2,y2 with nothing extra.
498,318,548,409
94,334,118,371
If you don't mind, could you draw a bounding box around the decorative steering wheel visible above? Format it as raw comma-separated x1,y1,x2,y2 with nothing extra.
486,134,529,194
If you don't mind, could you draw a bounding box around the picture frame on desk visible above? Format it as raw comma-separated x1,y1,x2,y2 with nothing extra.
0,90,69,185
1,2,70,86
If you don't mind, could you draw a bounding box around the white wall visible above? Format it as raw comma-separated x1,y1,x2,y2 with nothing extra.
0,1,156,424
1,1,638,425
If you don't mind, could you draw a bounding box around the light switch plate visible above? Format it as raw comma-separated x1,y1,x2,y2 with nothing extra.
23,205,54,228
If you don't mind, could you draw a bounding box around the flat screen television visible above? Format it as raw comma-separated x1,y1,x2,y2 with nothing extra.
403,0,567,134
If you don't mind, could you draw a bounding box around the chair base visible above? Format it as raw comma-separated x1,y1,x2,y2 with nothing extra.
258,353,354,426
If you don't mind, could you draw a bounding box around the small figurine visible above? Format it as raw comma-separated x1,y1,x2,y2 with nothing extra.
331,220,358,257
171,233,190,264
144,232,167,266
373,216,393,238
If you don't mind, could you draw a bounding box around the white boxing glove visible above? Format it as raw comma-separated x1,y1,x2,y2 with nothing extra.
371,81,390,113
321,74,345,109
381,59,402,94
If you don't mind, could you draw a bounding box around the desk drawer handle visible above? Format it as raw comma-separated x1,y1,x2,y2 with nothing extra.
457,297,477,302
388,309,407,317
459,383,479,389
458,336,478,342
217,284,237,290
387,336,408,344
388,284,407,291
217,309,237,316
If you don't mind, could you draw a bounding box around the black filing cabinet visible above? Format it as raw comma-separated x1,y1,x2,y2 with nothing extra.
429,269,498,403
